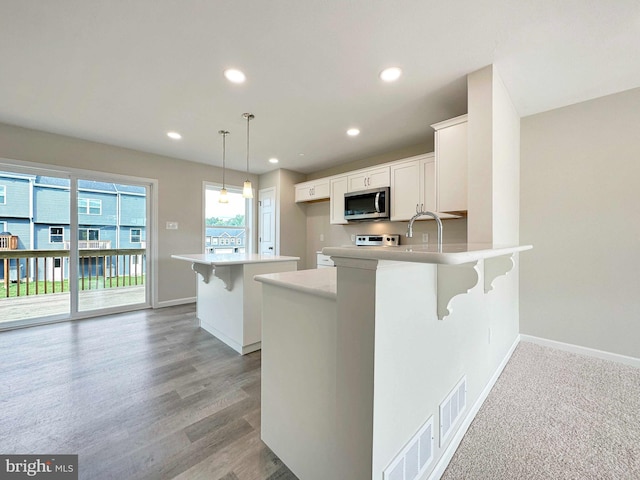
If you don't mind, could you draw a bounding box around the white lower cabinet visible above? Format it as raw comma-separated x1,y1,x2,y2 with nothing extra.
330,176,348,225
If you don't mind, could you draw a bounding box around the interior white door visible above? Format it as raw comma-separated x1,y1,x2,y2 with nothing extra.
258,187,276,255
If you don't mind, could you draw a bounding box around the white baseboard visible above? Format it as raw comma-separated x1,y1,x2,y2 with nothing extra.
427,335,520,480
520,334,640,368
155,297,196,308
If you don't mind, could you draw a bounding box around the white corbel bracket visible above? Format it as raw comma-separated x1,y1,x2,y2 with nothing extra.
191,262,211,284
436,261,479,320
213,265,233,291
484,254,515,293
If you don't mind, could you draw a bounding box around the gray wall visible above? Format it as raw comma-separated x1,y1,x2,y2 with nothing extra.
0,122,259,306
520,87,640,358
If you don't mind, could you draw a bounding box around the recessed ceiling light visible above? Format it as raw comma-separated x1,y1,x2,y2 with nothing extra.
379,67,402,82
347,128,360,137
269,158,279,164
224,68,246,84
167,131,182,140
298,153,305,156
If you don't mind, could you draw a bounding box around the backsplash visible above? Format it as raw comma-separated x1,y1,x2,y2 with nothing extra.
305,202,468,268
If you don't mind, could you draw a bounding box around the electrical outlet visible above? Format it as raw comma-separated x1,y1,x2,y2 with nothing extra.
422,233,429,243
166,222,178,230
351,234,356,242
320,233,325,242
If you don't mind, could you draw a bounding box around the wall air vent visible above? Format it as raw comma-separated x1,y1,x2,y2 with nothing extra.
383,415,434,480
439,376,467,447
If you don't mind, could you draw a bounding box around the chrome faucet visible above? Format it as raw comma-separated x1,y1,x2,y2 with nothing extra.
406,208,443,251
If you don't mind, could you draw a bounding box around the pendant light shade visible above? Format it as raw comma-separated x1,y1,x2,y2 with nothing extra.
242,113,255,199
218,130,230,204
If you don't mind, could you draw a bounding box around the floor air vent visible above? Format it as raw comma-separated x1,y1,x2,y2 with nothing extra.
383,416,434,480
439,376,467,446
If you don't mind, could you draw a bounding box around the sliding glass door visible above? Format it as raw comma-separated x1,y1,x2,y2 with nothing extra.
76,178,148,313
0,163,151,329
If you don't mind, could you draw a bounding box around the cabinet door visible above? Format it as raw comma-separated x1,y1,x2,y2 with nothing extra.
295,182,313,203
420,156,436,213
366,166,391,189
312,179,330,200
330,176,348,224
436,120,467,212
294,179,330,202
347,166,390,192
390,161,421,221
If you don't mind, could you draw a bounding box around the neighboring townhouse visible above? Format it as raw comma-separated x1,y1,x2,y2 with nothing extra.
205,227,245,254
0,173,147,281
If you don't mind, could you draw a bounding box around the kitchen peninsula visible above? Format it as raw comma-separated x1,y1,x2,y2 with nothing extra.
255,243,531,480
171,253,299,354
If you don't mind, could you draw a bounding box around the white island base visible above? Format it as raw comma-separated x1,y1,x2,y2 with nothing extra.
172,253,299,354
255,244,530,480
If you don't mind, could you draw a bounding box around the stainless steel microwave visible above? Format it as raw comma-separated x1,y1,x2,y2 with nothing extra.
344,187,390,221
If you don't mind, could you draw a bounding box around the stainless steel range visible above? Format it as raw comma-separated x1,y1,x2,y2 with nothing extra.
355,234,400,247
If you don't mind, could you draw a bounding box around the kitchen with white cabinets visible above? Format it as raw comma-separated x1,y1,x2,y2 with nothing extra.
257,65,527,480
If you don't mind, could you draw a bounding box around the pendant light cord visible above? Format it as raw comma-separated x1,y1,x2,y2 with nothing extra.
243,113,254,176
218,130,229,188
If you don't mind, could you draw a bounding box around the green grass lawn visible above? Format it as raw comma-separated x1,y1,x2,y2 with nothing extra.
0,276,145,298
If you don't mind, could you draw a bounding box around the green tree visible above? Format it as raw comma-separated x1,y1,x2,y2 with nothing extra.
206,215,245,226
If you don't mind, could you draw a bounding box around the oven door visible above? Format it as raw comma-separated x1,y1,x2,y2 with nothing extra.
344,187,390,221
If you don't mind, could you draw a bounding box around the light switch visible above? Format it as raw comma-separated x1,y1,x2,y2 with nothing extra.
320,234,325,242
166,222,178,230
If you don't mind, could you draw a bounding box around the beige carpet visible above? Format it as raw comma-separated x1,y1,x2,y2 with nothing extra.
441,341,640,480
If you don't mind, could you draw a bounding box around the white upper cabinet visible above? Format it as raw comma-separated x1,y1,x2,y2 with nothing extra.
390,154,436,221
329,176,348,224
347,166,390,192
432,114,468,213
294,178,330,203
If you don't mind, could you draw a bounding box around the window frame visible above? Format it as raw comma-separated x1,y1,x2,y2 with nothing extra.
79,228,100,241
204,183,252,254
78,197,102,215
130,228,142,243
49,226,64,243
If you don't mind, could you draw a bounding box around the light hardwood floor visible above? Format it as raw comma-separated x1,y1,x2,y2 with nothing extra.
0,304,298,480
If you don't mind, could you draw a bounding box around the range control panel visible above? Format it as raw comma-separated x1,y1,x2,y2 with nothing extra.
355,234,400,247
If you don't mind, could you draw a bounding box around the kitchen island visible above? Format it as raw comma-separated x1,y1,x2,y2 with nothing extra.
171,253,299,354
254,243,530,480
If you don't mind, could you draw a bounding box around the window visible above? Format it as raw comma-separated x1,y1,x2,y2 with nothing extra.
78,197,102,215
79,228,100,241
0,185,5,204
205,185,250,254
0,221,7,232
50,227,64,243
130,228,141,243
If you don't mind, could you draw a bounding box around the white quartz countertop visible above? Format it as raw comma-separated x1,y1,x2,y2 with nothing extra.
171,253,300,266
254,268,337,300
322,243,532,265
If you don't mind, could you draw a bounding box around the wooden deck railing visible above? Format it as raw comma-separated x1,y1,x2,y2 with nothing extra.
0,248,146,298
0,235,18,250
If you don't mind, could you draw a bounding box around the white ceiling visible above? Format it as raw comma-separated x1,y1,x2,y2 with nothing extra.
1,1,639,174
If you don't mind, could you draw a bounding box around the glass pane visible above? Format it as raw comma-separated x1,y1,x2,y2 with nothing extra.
0,171,71,325
77,180,147,312
205,187,247,254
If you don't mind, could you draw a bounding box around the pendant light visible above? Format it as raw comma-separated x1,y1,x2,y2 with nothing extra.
218,130,230,203
242,112,255,199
